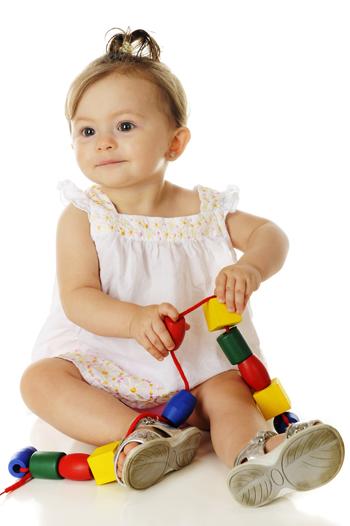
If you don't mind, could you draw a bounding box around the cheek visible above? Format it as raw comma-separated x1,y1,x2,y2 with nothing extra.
74,144,90,166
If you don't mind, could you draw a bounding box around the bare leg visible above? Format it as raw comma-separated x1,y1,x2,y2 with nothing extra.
187,369,285,467
114,369,286,479
20,358,205,480
20,357,139,446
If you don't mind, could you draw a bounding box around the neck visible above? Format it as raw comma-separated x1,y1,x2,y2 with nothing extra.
99,179,173,216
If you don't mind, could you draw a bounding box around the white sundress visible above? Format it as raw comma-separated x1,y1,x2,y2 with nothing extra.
31,180,266,410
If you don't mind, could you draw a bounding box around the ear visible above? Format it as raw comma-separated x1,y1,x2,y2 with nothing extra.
166,127,191,160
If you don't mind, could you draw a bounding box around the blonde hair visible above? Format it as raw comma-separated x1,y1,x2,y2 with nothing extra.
65,28,188,131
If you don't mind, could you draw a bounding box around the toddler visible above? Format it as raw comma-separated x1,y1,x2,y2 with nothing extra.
20,28,344,507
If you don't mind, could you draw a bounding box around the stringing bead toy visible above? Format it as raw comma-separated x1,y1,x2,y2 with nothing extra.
202,297,242,331
87,441,121,485
2,293,299,495
252,378,291,420
8,447,37,478
58,453,94,481
29,451,66,479
237,354,271,391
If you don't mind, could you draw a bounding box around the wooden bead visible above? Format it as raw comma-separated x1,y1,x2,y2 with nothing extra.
238,355,271,391
58,453,93,481
253,378,291,420
161,390,197,427
29,451,66,479
216,326,252,365
202,297,241,331
163,316,186,350
87,441,121,485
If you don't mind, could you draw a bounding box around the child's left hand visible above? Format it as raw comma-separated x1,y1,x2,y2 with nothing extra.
214,263,262,314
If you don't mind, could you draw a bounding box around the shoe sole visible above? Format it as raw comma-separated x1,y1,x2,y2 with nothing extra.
121,426,202,489
227,424,345,507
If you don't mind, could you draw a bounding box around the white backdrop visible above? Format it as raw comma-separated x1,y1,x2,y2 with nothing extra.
0,0,349,520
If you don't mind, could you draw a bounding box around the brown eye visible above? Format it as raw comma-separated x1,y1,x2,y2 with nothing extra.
81,127,95,137
117,121,135,132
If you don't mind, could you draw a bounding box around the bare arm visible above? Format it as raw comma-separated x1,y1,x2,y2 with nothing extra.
56,204,140,337
226,211,289,281
64,287,140,337
215,210,289,313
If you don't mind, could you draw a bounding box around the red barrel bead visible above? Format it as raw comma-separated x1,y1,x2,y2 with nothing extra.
238,354,271,391
57,453,93,481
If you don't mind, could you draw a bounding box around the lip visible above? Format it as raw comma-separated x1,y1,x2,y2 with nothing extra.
96,160,125,167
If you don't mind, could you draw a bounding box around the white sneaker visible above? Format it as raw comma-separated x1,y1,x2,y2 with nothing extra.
227,420,345,507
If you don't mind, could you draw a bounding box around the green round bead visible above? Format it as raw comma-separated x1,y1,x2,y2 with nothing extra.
217,326,253,365
29,451,66,479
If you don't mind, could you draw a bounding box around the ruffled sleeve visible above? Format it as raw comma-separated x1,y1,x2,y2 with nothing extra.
221,184,240,216
57,179,91,213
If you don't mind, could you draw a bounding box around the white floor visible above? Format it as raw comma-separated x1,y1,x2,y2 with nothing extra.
0,406,348,526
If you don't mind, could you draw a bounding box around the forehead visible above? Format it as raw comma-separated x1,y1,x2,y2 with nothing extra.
75,74,162,120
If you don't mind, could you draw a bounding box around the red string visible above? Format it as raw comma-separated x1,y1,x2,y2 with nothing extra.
169,294,217,391
0,472,32,496
170,351,189,390
179,295,216,317
125,412,169,437
1,295,218,494
282,413,290,426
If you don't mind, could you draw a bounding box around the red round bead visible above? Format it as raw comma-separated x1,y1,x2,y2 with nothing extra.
164,316,186,350
57,453,93,481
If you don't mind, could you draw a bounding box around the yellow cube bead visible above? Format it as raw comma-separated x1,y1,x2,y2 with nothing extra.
202,297,242,332
87,440,121,485
253,378,291,420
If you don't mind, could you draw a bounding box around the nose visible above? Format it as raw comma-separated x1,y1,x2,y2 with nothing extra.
96,133,117,151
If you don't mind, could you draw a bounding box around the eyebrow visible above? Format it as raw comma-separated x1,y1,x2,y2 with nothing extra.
73,110,145,124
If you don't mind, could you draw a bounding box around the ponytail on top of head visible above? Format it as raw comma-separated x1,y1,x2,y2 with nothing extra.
106,27,161,62
65,27,188,131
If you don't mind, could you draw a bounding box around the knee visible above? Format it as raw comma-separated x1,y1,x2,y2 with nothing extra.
196,370,253,417
20,358,60,409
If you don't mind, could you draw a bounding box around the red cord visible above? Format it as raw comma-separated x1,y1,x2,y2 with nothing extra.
179,294,216,317
169,294,216,391
282,413,290,426
0,472,32,496
170,351,189,390
125,412,169,437
1,295,218,494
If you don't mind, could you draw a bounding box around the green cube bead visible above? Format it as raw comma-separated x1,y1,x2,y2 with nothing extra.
217,326,253,365
29,451,66,479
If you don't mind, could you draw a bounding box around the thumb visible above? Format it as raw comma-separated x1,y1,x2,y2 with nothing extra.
159,302,179,321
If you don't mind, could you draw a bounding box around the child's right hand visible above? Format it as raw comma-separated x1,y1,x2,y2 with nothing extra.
128,303,190,361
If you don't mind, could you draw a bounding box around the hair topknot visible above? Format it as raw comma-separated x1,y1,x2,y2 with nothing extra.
65,27,188,130
105,27,161,62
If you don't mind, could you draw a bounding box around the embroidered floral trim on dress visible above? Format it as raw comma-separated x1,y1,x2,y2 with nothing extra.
58,180,239,242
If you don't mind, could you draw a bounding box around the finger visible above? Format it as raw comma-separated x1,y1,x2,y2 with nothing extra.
158,302,179,321
234,279,246,314
242,291,250,311
215,273,227,303
143,334,167,361
147,329,170,356
225,279,236,311
152,319,175,350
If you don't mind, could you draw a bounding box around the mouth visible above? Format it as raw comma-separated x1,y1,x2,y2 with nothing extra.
96,160,126,167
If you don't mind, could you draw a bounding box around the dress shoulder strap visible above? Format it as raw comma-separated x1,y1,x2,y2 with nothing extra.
57,179,92,213
197,184,240,215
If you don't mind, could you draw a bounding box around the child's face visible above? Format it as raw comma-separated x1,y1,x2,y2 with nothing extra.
71,74,177,189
